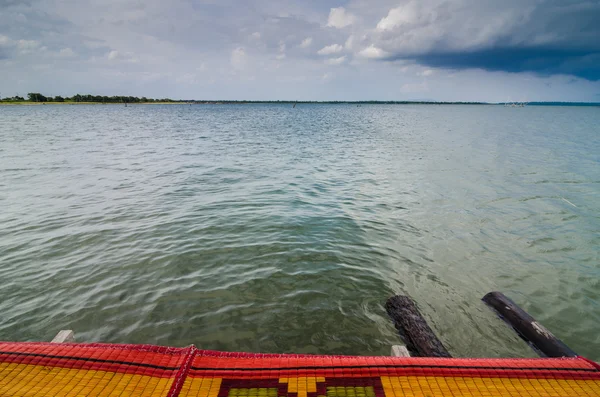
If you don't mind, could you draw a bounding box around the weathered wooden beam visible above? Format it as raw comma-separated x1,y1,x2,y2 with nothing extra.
482,292,577,357
51,330,75,343
385,295,452,358
391,345,411,357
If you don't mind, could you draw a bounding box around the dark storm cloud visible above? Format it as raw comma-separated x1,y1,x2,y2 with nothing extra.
408,48,600,81
371,0,600,80
0,2,72,40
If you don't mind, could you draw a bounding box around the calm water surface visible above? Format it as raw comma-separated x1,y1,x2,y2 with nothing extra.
0,104,599,359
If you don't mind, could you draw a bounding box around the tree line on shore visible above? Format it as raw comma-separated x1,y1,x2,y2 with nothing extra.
1,95,598,106
0,94,515,105
1,93,176,103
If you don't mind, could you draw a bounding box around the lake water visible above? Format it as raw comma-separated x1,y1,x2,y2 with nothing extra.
0,104,598,360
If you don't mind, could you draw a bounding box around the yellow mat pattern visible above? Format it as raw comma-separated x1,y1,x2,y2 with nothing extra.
1,342,600,396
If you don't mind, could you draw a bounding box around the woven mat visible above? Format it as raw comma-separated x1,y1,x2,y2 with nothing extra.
1,342,600,396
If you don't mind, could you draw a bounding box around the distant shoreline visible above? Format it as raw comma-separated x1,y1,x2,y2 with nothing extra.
0,101,181,106
1,101,599,107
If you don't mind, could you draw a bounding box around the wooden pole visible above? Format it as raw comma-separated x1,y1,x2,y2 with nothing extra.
385,295,452,358
482,291,577,357
51,330,75,343
390,345,411,357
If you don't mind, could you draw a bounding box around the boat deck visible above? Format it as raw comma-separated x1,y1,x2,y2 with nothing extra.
1,342,600,396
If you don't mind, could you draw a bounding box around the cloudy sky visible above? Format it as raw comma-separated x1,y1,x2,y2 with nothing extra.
1,0,599,101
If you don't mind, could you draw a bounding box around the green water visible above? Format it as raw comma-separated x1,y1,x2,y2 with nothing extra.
0,104,598,359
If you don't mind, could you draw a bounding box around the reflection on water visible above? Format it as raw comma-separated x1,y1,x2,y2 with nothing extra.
0,104,598,359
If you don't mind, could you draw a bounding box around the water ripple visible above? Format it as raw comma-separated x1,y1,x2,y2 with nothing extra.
0,104,599,359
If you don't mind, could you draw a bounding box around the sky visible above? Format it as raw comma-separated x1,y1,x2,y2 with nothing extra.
1,0,600,102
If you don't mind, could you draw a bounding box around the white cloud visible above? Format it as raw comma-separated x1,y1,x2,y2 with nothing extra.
322,72,333,81
377,4,419,31
300,37,313,48
17,40,40,49
275,41,286,60
107,50,138,63
358,45,389,59
372,0,534,55
231,47,247,70
0,35,13,46
401,81,429,93
419,69,434,77
317,44,343,55
176,73,199,84
345,35,355,50
325,56,347,66
17,39,40,54
327,7,356,29
251,32,261,39
58,48,75,58
83,40,105,50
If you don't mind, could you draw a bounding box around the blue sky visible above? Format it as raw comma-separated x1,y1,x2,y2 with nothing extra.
1,0,599,102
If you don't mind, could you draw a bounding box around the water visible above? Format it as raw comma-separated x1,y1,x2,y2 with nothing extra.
0,104,599,360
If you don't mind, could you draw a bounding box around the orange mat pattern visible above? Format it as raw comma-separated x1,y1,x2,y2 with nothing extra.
1,342,600,396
